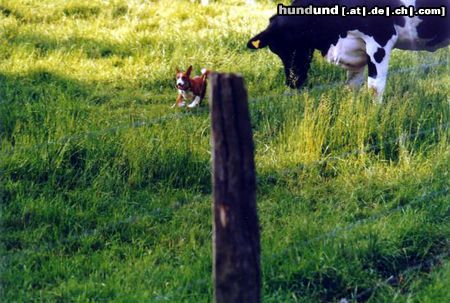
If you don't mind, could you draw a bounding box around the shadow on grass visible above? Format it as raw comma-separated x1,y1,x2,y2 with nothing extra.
2,132,211,194
265,230,448,302
0,2,123,23
8,32,133,59
0,69,97,140
0,67,167,140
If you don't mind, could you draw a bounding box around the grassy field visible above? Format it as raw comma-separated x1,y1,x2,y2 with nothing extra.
0,0,449,302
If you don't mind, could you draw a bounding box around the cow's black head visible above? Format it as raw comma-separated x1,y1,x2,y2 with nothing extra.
247,15,314,89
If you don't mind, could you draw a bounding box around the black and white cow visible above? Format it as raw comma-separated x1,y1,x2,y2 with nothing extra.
247,0,449,102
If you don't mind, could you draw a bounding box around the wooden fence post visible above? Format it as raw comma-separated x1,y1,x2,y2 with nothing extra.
210,73,261,303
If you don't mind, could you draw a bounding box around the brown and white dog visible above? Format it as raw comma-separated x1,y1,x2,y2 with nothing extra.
173,66,209,108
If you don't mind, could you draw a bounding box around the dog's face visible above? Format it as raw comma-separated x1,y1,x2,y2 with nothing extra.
176,65,192,90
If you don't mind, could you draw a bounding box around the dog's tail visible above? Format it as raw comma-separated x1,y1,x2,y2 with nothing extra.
201,68,211,80
199,68,211,102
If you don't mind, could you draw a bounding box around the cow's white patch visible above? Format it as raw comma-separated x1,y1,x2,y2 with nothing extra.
395,16,424,50
400,0,416,6
326,31,367,90
395,0,449,51
188,96,201,108
326,31,367,71
358,32,398,103
396,17,450,51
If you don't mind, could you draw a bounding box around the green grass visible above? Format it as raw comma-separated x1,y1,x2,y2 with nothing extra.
0,0,449,302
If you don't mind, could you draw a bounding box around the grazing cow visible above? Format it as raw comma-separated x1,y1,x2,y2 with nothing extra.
247,0,449,101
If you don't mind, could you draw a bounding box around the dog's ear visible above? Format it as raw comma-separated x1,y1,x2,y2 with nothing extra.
186,65,193,76
176,67,180,73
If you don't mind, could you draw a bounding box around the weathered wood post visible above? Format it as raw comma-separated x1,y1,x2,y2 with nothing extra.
210,73,261,303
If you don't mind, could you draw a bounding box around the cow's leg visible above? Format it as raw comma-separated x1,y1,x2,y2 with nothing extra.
363,34,398,103
346,68,365,89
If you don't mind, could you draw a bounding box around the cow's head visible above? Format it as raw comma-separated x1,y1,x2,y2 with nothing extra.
247,15,314,89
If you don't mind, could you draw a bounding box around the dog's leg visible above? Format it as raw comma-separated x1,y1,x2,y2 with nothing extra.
173,94,185,108
188,96,201,108
198,82,207,106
